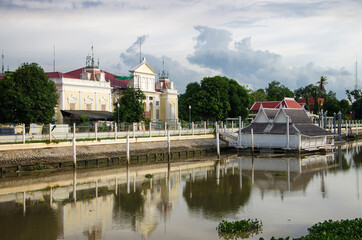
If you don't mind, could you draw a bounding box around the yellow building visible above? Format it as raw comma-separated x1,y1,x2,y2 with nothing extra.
47,56,115,124
126,58,178,123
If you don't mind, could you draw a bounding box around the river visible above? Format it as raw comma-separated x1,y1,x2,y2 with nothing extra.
0,142,361,240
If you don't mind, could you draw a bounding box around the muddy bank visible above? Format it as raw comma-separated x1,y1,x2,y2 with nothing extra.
0,139,228,167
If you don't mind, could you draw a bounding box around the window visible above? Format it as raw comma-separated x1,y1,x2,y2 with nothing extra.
101,104,106,111
149,97,153,100
156,101,159,106
86,104,92,110
70,103,76,110
156,109,160,120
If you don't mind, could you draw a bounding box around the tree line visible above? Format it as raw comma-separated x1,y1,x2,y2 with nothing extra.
180,76,361,121
0,63,361,126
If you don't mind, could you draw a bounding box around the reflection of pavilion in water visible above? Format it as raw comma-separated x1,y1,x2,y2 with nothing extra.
235,153,338,198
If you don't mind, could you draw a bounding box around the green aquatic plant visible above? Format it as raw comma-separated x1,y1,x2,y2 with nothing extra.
145,174,154,179
217,219,262,233
259,218,362,240
26,164,53,171
275,172,286,177
296,218,362,240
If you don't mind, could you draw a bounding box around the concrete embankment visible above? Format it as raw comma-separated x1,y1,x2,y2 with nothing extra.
0,136,228,171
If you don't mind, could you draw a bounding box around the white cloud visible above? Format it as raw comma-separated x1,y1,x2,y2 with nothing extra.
187,26,353,98
0,0,361,98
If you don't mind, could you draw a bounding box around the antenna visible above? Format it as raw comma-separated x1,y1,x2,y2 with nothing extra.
91,43,94,67
53,45,56,72
1,50,4,74
139,36,142,63
355,54,358,90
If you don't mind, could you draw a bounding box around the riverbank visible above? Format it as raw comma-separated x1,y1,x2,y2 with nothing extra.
0,138,228,171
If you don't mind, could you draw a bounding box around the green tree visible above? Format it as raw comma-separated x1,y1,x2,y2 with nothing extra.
317,75,328,92
178,82,202,121
265,81,294,101
249,88,267,106
228,79,250,118
114,88,146,123
179,76,250,121
339,99,351,116
0,63,58,126
346,89,362,119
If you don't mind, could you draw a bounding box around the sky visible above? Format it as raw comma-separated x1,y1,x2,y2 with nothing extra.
0,0,361,99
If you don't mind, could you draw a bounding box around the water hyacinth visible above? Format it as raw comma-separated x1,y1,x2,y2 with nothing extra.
217,219,262,233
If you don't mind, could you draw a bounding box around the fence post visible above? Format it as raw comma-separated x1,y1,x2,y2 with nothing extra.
49,124,52,142
126,135,130,164
231,121,234,133
167,131,171,161
95,123,98,141
179,122,181,136
149,122,152,138
338,111,342,140
204,121,206,135
165,122,167,136
216,125,220,158
356,122,359,136
115,122,117,140
286,116,290,149
192,122,194,136
251,128,254,154
22,124,25,144
238,116,242,148
133,123,136,139
73,122,76,167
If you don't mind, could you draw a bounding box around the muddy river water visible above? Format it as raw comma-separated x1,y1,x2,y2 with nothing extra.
0,142,361,240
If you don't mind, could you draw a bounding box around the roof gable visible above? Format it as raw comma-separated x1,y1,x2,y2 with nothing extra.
253,107,270,123
130,59,157,75
273,108,312,124
250,101,279,111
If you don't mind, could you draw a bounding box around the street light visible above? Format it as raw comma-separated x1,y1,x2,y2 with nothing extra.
117,102,120,132
189,105,191,129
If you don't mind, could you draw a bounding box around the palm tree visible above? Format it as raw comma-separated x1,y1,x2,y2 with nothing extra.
317,76,328,92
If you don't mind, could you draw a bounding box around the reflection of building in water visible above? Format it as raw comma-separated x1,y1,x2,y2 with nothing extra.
237,154,337,198
0,160,216,240
0,152,346,239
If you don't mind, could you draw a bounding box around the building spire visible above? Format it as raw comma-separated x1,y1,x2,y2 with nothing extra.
91,43,95,67
1,50,4,74
139,36,142,63
355,53,358,90
53,45,56,72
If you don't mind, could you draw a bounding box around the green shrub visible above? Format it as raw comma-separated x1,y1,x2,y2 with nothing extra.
217,219,262,233
260,218,362,240
145,174,154,179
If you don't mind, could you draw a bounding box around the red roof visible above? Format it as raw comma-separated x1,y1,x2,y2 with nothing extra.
299,97,324,105
46,72,79,79
251,98,303,111
250,101,280,111
47,67,123,88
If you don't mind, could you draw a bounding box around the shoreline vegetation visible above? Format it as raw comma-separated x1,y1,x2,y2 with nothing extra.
217,218,362,240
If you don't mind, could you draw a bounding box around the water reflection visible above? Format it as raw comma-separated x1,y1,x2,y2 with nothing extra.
183,160,252,220
0,143,361,240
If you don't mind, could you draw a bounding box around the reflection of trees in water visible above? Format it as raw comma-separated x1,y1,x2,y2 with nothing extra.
329,145,362,174
112,186,145,230
183,171,251,220
351,144,362,168
0,201,60,240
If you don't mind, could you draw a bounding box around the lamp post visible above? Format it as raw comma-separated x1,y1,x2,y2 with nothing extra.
189,105,191,129
117,102,120,132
